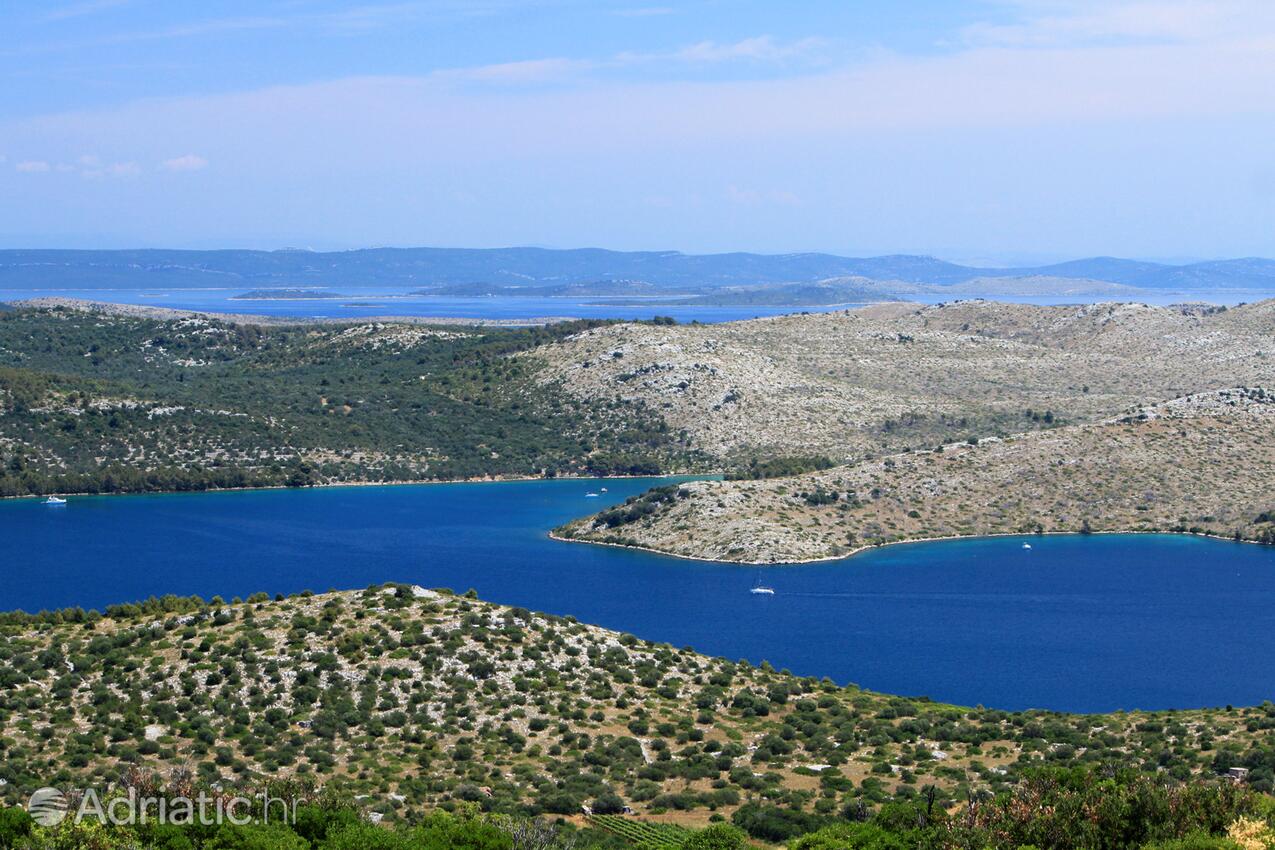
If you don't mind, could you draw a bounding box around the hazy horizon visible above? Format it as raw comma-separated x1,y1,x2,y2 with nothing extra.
0,241,1250,269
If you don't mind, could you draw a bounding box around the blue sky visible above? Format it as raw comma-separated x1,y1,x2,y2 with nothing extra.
2,0,1274,261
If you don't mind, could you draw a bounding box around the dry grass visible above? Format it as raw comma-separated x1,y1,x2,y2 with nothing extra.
532,300,1275,462
559,388,1275,563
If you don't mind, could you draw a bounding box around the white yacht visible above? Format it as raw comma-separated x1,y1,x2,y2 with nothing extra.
44,496,67,505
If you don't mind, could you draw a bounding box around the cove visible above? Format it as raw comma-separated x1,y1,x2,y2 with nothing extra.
2,479,1273,713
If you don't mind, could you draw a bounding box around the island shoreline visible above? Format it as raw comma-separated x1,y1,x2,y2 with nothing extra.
0,470,719,502
547,526,1269,566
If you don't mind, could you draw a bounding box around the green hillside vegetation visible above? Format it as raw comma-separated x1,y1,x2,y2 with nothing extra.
0,306,706,497
2,587,1275,849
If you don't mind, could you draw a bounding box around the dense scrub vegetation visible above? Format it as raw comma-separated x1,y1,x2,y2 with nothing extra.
0,770,1272,849
0,307,708,497
2,587,1274,849
724,457,835,481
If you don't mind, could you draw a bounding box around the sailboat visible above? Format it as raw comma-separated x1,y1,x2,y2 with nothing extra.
750,570,775,595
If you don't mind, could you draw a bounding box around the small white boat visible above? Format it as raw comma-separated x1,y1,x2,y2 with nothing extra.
585,492,599,498
600,487,608,493
750,586,775,595
1022,543,1032,550
44,496,67,505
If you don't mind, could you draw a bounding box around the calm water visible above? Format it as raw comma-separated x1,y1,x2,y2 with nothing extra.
0,287,857,324
3,480,1273,713
4,286,1267,323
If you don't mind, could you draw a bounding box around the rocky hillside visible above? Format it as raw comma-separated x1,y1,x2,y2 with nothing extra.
556,388,1275,563
531,300,1275,463
3,585,1273,830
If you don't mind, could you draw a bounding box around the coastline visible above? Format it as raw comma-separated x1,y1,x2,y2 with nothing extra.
6,296,578,327
547,526,1268,566
1,470,718,503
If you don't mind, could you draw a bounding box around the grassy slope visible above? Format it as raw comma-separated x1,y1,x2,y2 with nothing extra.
1,586,1273,829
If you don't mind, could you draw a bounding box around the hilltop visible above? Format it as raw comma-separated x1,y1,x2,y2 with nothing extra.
556,388,1275,563
2,585,1273,840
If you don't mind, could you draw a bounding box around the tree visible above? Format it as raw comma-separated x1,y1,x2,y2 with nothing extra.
590,794,625,815
789,823,911,850
681,823,749,850
0,807,34,848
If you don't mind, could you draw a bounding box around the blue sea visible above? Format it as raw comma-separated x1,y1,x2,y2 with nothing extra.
0,287,849,324
3,480,1273,713
3,285,1265,323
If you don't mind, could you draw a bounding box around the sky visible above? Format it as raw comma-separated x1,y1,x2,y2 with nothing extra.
1,0,1273,262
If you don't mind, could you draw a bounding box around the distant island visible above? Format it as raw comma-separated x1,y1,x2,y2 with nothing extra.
230,288,345,300
2,246,1274,297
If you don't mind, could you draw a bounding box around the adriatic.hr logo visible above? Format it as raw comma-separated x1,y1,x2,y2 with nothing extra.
27,787,68,826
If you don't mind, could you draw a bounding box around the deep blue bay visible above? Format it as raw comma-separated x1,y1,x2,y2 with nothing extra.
3,479,1274,713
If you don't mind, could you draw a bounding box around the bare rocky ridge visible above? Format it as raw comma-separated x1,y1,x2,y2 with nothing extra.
531,300,1275,463
556,388,1275,563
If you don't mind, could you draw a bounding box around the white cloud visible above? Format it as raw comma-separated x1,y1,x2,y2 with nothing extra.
610,35,827,68
15,160,51,173
671,36,825,64
160,154,209,172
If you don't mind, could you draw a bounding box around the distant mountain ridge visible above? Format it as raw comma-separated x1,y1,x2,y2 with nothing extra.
1,246,1273,292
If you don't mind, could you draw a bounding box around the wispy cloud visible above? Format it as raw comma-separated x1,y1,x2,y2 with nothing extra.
12,154,143,178
670,36,826,63
160,154,209,172
435,58,589,85
433,35,830,88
